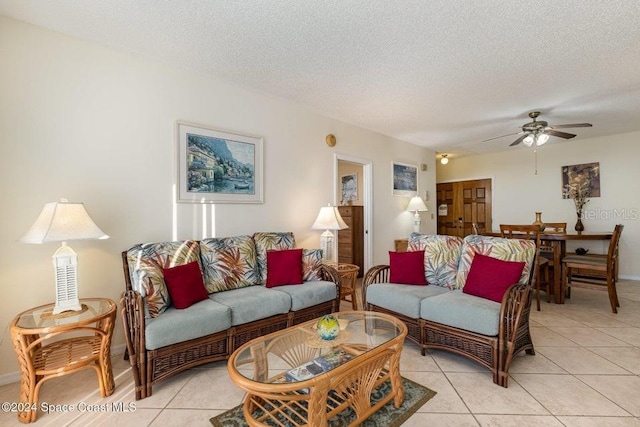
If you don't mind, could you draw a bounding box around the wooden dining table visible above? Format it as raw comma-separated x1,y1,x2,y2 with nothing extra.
483,231,613,304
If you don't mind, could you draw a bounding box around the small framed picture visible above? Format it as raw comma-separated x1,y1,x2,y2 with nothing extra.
341,173,358,203
176,121,263,203
392,162,418,196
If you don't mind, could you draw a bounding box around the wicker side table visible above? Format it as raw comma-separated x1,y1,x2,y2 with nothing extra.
10,298,116,423
332,263,360,310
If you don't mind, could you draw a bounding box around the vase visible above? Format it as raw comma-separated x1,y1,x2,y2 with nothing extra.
532,212,545,231
316,315,340,340
574,212,584,232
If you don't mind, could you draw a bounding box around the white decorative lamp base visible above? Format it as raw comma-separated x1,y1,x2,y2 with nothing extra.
52,243,82,314
413,212,421,233
320,230,335,262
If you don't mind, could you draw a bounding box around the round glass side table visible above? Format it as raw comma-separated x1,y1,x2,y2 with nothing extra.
10,298,117,423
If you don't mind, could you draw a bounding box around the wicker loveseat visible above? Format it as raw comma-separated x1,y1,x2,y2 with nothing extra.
120,232,341,400
363,233,540,387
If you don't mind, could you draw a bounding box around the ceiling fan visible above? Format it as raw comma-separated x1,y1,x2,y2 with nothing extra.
483,111,592,147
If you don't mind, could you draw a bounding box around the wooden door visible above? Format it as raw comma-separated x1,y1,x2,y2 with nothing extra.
436,179,492,237
436,182,461,236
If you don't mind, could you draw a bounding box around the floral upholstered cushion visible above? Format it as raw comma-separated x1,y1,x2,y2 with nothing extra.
200,235,258,293
253,232,295,284
132,267,166,318
302,249,323,282
408,233,463,289
126,240,201,318
456,235,536,290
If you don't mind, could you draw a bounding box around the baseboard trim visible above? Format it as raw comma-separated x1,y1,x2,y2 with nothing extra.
0,344,127,387
620,274,640,281
0,371,20,387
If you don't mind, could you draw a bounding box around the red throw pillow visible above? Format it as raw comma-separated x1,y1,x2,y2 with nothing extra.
266,248,304,288
462,254,526,303
389,250,427,285
163,261,209,309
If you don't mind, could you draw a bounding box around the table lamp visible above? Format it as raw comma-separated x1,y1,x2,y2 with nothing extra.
406,196,428,233
311,204,348,262
20,199,109,314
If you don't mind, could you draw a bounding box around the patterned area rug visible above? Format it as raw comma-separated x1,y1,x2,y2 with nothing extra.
210,376,436,427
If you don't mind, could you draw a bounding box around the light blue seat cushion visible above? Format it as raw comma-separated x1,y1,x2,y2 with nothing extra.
273,281,337,311
366,283,449,318
210,286,291,326
420,290,501,336
145,299,231,350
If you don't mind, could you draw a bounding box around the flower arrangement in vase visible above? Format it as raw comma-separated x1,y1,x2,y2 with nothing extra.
563,180,590,232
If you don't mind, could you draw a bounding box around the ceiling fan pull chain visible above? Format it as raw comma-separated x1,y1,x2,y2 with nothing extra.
534,149,538,175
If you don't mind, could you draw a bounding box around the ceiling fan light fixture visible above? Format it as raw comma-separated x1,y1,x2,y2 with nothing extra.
440,154,449,165
536,133,549,146
522,135,534,147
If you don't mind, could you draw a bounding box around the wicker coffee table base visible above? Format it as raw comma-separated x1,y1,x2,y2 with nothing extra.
242,350,403,427
229,312,408,427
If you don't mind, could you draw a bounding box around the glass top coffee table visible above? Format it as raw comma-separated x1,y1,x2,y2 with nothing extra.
228,311,407,426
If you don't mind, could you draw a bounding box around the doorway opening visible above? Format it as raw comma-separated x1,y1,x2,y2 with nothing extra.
334,154,372,276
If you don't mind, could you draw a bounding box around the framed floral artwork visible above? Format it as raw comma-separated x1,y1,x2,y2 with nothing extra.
176,121,264,203
561,162,600,198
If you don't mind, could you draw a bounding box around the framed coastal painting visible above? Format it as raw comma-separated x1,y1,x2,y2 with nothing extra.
392,161,418,196
176,121,263,203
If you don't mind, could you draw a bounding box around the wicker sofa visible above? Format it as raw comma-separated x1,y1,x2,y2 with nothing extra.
120,232,341,400
363,232,540,387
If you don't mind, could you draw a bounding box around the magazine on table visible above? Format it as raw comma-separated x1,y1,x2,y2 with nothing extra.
285,348,354,383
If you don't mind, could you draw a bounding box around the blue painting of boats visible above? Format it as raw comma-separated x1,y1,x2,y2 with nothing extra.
186,133,255,195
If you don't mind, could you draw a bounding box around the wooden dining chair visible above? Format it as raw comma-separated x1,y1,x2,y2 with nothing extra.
561,224,624,313
472,222,486,235
499,224,546,311
543,222,567,233
539,222,567,303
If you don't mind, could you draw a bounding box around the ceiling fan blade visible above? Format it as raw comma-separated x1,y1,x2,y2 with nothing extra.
546,130,576,139
509,134,528,146
482,131,523,143
550,123,593,129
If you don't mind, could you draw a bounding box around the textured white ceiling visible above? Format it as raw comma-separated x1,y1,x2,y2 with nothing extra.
2,0,640,157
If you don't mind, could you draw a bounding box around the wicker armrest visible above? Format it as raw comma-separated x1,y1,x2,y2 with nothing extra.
120,290,146,399
320,264,342,308
499,282,531,361
362,265,391,307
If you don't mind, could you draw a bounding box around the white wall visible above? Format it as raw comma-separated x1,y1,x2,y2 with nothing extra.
436,131,640,279
0,17,435,379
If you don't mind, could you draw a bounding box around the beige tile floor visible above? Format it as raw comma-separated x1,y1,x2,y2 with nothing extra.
2,281,640,426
